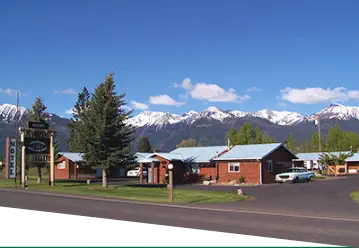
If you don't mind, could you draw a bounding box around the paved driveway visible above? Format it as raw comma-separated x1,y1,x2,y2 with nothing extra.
176,175,359,219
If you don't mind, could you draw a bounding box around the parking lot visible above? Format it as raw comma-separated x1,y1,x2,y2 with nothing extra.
177,175,359,219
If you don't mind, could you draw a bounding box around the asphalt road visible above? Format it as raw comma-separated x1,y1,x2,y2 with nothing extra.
177,175,359,220
0,178,359,247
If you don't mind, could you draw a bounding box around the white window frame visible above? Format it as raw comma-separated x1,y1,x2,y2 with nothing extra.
267,160,273,172
57,161,66,169
228,162,240,173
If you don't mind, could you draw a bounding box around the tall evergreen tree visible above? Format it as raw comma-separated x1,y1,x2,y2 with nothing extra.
285,133,297,153
29,97,49,183
137,136,153,152
253,125,265,144
68,87,91,152
236,121,253,145
226,128,238,145
342,131,359,152
326,126,344,152
84,72,135,187
310,132,326,152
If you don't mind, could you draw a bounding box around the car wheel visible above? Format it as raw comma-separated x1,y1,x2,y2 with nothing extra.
307,177,312,182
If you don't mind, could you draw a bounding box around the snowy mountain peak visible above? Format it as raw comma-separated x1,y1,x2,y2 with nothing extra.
182,110,198,117
251,109,304,126
0,104,27,123
201,106,232,121
329,103,345,107
310,104,359,121
230,110,248,118
203,106,221,113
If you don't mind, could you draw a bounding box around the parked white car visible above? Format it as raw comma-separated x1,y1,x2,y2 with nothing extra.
127,167,147,177
275,167,316,183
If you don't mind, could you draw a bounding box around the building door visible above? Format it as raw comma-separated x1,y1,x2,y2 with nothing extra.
69,161,74,179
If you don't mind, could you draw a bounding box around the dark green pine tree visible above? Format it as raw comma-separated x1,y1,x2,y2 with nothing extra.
29,97,49,183
236,121,253,145
137,136,153,152
326,126,344,152
29,97,49,122
226,128,238,145
285,133,297,153
68,87,91,152
253,125,265,144
84,72,136,187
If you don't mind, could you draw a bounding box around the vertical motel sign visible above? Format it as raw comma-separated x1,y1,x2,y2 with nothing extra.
6,137,17,179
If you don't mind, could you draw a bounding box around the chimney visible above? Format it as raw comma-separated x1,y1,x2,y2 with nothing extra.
227,137,231,150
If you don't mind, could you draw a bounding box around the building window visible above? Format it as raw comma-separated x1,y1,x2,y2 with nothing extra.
267,160,273,172
186,163,200,174
228,162,240,172
57,161,66,169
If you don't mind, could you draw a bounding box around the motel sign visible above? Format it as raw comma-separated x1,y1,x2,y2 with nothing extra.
6,138,17,179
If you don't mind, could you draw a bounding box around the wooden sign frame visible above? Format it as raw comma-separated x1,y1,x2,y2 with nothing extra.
19,127,56,188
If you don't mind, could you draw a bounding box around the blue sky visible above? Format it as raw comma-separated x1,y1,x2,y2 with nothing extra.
1,0,359,117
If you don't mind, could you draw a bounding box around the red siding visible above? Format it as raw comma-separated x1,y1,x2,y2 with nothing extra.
55,156,70,179
153,155,169,184
217,161,261,184
261,146,296,184
199,167,216,180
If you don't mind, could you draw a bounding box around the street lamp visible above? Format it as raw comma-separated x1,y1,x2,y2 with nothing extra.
168,163,174,203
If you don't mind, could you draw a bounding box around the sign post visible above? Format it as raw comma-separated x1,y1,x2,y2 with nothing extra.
168,163,174,203
50,134,55,187
21,131,25,188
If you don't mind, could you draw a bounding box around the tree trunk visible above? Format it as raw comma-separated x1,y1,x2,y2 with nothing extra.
102,168,108,188
37,166,42,183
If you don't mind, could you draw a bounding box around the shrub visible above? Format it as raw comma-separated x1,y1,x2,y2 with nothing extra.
239,176,246,183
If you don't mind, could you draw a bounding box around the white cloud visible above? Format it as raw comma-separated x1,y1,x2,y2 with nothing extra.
247,86,262,92
121,105,133,111
149,94,185,106
189,83,250,103
0,88,19,97
65,108,74,115
131,101,149,110
347,90,359,100
280,87,350,104
173,78,250,103
54,88,76,95
173,78,193,90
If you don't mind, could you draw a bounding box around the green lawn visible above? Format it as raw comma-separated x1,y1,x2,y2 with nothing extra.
0,179,248,203
350,192,359,204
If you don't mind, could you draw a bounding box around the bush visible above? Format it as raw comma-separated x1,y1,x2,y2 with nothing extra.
239,176,246,183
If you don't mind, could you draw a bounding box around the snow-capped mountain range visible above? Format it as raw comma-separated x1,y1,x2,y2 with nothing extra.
1,102,359,128
126,103,359,128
